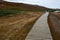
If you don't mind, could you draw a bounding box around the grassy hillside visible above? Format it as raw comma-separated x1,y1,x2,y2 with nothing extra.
0,1,57,17
1,1,53,11
0,8,21,17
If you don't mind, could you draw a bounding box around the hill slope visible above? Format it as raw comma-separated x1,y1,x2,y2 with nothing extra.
0,1,54,11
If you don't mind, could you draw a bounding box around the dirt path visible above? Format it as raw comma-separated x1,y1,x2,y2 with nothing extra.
26,12,53,40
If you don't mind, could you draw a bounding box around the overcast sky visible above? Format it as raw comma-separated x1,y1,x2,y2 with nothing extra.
5,0,60,9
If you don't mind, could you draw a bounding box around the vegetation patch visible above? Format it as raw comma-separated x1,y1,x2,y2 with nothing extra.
0,8,23,17
0,7,46,17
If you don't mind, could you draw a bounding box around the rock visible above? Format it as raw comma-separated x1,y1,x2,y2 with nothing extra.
48,12,60,40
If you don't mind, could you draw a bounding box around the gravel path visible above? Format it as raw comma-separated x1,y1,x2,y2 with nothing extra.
26,12,53,40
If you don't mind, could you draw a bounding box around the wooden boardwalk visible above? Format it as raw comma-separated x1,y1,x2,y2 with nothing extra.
26,12,53,40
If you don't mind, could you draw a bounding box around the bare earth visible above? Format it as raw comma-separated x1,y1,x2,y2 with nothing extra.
26,12,53,40
0,12,44,40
